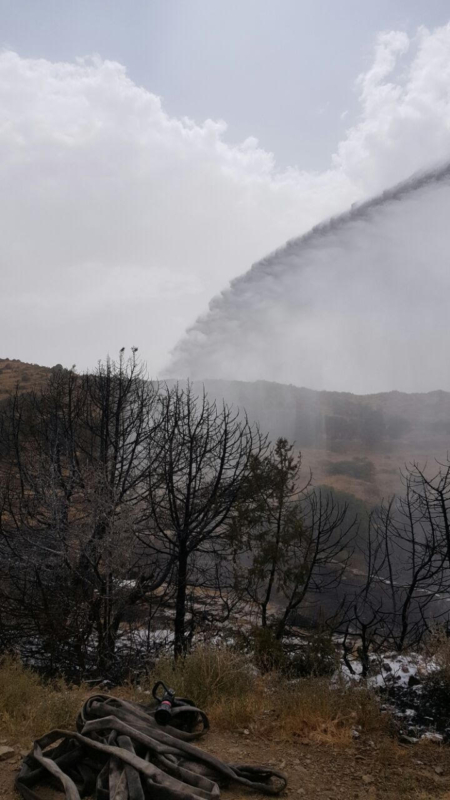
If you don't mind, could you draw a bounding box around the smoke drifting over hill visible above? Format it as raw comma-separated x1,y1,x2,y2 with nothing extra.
168,163,450,394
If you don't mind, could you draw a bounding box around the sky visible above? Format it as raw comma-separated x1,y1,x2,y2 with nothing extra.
2,0,450,170
2,1,450,388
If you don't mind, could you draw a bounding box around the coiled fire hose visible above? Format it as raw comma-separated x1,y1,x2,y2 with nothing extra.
16,685,287,800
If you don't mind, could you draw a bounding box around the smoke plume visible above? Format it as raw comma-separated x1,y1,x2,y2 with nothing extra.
168,163,450,393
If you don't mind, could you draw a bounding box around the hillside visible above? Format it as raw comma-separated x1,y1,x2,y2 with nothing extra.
184,379,450,504
2,360,450,503
0,358,52,399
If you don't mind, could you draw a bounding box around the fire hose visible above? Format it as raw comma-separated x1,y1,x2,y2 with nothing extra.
16,684,287,800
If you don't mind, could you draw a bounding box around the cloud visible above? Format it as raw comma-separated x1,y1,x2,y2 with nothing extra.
335,26,450,192
1,24,450,382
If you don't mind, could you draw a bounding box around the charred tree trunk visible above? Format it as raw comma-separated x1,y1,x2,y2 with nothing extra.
174,545,188,659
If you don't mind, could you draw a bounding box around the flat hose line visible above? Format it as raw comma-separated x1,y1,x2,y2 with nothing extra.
16,693,287,800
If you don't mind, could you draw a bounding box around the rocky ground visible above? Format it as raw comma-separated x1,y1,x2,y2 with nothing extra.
2,726,450,800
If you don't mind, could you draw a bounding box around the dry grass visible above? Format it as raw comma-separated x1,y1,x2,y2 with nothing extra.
124,647,387,743
0,648,389,747
123,645,263,729
136,645,257,706
0,657,87,746
256,676,387,744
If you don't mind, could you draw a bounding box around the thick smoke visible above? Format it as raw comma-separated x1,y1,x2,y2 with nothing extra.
168,163,450,394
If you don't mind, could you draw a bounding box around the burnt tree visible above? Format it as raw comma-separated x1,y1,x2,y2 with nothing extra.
143,383,265,658
0,351,170,677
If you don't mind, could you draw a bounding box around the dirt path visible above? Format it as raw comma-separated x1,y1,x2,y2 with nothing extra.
204,730,450,799
2,729,450,800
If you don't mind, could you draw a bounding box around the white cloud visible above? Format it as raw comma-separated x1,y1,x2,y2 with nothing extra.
335,26,450,192
1,24,450,381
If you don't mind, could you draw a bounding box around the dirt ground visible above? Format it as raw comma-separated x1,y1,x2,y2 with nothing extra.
2,728,450,800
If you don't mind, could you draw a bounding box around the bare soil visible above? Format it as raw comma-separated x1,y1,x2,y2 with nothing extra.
2,729,450,800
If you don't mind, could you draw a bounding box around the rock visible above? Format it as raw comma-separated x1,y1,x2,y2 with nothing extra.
421,732,443,743
0,746,15,761
399,735,418,745
362,775,374,785
435,766,444,776
401,665,410,674
243,729,250,736
382,662,392,672
352,729,361,739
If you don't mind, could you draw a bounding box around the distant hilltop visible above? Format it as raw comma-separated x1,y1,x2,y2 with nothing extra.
2,360,450,503
171,378,450,452
0,358,52,398
2,359,450,450
164,379,450,504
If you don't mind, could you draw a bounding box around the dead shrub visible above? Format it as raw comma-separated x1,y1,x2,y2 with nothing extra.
249,627,287,673
413,628,450,731
288,631,339,678
424,626,450,683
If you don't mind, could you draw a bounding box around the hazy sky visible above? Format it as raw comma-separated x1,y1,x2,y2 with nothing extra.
2,1,450,386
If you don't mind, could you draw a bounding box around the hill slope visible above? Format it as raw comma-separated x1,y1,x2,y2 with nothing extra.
0,358,51,399
2,360,450,503
179,379,450,504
